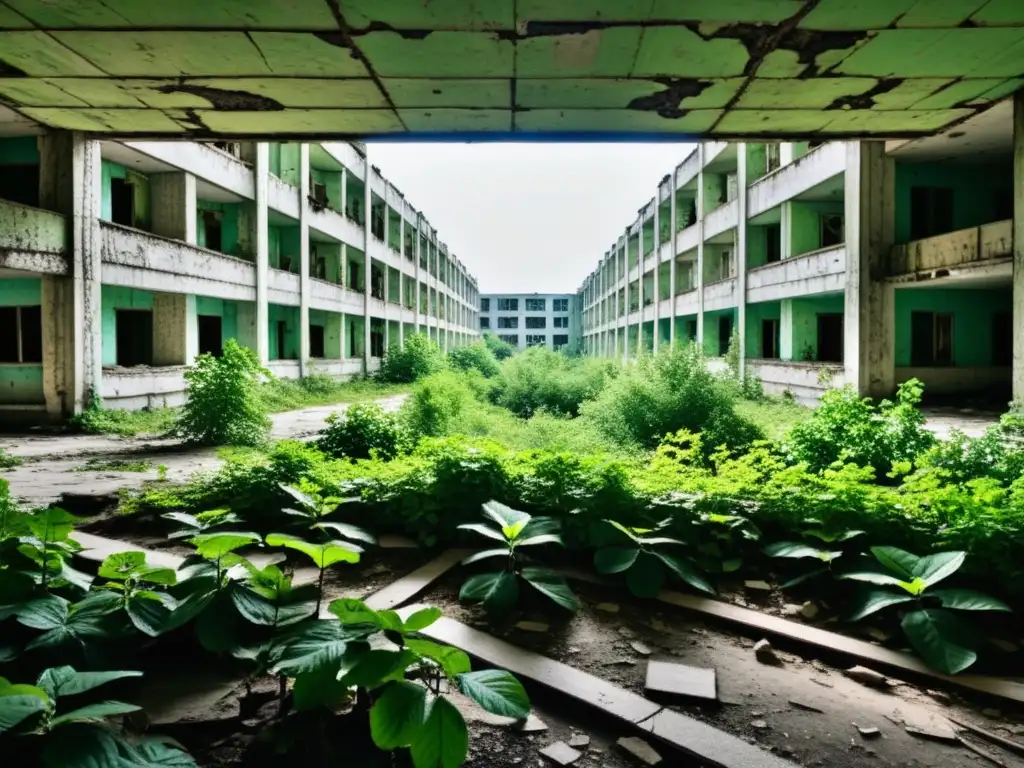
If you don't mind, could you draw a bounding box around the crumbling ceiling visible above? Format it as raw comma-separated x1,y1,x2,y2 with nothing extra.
0,0,1021,139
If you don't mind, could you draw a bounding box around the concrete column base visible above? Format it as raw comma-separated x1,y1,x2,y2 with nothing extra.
153,292,197,366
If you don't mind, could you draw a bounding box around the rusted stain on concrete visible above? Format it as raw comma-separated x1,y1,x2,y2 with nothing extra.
628,78,712,119
157,84,284,111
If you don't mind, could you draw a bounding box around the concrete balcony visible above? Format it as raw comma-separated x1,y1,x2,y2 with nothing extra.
308,205,364,249
705,198,738,240
677,223,699,255
676,149,701,188
0,199,67,275
268,175,300,220
703,277,738,312
122,141,254,199
100,222,256,301
747,359,846,406
674,289,698,316
746,245,846,304
703,141,728,167
748,143,845,219
102,365,188,409
268,268,300,306
642,302,655,322
308,278,364,315
658,241,672,263
889,220,1012,279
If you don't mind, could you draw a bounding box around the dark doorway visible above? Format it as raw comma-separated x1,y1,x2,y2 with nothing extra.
820,215,843,248
111,177,134,227
687,319,698,342
202,210,223,252
115,309,153,366
816,313,844,363
0,164,39,207
765,224,782,263
19,305,42,363
761,318,779,359
275,321,287,360
310,324,325,358
197,315,223,357
993,312,1012,366
909,187,953,240
717,315,733,356
911,311,953,366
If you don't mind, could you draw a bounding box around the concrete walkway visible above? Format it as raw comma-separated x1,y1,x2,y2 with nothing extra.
0,395,406,507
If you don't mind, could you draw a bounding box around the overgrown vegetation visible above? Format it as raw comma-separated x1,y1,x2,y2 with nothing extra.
378,333,446,384
0,448,21,470
447,341,500,378
488,346,614,418
318,403,408,461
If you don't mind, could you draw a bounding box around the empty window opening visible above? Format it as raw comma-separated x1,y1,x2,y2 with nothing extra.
481,298,491,312
719,250,733,280
686,320,698,342
993,312,1012,366
498,317,518,329
498,334,518,346
553,334,569,350
275,321,288,360
310,325,325,358
115,309,153,367
761,319,779,359
525,298,546,312
910,187,954,241
110,177,135,227
202,210,223,253
816,313,844,363
197,315,223,357
0,164,39,207
480,317,490,329
911,311,953,366
553,298,569,312
0,305,42,363
765,225,781,263
717,315,733,356
820,215,843,248
553,316,569,328
525,316,546,329
525,335,546,347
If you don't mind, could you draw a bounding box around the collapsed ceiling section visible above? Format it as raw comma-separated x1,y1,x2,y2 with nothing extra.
0,0,1021,139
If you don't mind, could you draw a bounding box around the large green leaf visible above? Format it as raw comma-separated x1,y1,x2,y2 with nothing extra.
371,681,428,749
58,562,95,592
520,567,579,611
481,501,528,529
0,679,49,734
403,607,442,633
128,738,198,767
654,551,714,594
605,520,641,544
838,569,908,588
280,484,317,511
870,546,919,580
98,552,146,580
461,548,508,566
161,589,217,633
292,667,351,712
187,532,261,560
138,567,177,586
518,516,562,542
340,649,416,689
16,595,69,630
459,571,519,612
915,551,966,587
515,533,563,548
314,521,377,545
126,596,172,637
265,533,361,568
50,700,141,726
328,598,402,631
901,608,978,675
270,621,351,676
27,508,78,544
846,589,915,621
930,588,1011,612
594,546,640,575
410,696,468,768
764,542,839,561
456,670,529,719
37,667,142,699
39,722,125,768
456,523,506,544
405,639,471,678
625,552,666,598
229,584,280,626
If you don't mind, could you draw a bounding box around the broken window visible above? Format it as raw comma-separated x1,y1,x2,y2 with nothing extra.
110,177,134,227
0,163,39,207
481,298,491,312
719,250,733,280
553,316,569,328
525,316,546,329
525,298,546,312
497,298,518,311
910,187,954,241
552,334,569,349
553,298,569,312
761,319,779,359
497,317,518,329
310,325,325,358
348,260,362,291
480,317,490,329
525,335,546,347
765,143,781,173
498,334,518,346
0,305,42,363
115,309,153,367
275,321,287,360
311,246,327,280
717,315,733,356
686,320,698,342
911,311,953,366
816,313,844,363
197,315,223,357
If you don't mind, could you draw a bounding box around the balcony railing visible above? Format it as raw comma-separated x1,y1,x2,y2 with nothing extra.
889,220,1011,277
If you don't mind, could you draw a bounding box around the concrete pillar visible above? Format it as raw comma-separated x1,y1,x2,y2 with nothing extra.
844,141,896,397
253,143,270,364
363,165,372,370
637,225,644,354
298,144,311,376
150,172,197,244
236,301,259,353
382,266,389,355
736,145,748,379
653,201,660,353
669,170,678,348
695,145,706,347
622,232,629,363
399,216,406,346
1014,93,1024,404
780,202,794,261
415,218,422,335
780,299,794,360
38,132,101,416
153,292,197,366
340,167,347,215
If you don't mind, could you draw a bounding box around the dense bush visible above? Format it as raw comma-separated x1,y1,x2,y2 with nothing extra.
785,379,935,480
174,339,271,446
482,333,516,361
377,333,446,383
489,346,613,418
318,402,408,461
448,341,500,378
401,370,475,438
580,344,762,457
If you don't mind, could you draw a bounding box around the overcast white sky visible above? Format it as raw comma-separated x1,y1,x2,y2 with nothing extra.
366,142,695,294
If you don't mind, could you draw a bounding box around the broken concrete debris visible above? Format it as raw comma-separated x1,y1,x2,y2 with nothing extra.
568,734,590,748
751,719,770,730
842,666,887,688
753,638,782,666
515,714,549,733
540,741,581,766
596,602,620,613
856,725,881,739
789,699,825,713
644,659,717,702
744,580,772,591
515,620,550,633
630,641,653,656
616,736,661,766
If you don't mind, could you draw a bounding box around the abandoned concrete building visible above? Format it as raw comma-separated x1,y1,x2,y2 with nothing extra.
0,134,480,420
479,293,581,352
578,101,1018,405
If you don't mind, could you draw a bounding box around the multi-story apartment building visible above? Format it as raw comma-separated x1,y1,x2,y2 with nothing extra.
479,293,580,352
0,132,479,421
577,100,1017,406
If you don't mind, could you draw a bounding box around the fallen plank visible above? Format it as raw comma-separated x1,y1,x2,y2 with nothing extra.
72,531,184,571
949,716,1024,758
402,608,795,768
360,548,470,612
561,569,1024,705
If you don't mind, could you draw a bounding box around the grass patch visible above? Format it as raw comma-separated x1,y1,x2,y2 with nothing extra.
76,458,152,473
736,397,812,442
69,406,178,438
0,448,21,469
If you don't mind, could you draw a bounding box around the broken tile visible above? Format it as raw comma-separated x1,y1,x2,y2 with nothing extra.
568,734,590,748
644,659,717,702
753,638,782,666
515,620,550,633
540,741,581,766
515,714,549,733
902,710,957,742
596,602,620,613
744,580,772,591
616,736,661,766
789,699,824,714
631,641,652,656
843,666,887,689
857,725,881,739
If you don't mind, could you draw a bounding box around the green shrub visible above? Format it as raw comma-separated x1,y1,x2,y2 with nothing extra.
378,333,446,383
174,339,271,446
402,370,475,438
785,379,935,480
318,403,408,461
490,346,613,417
68,396,176,437
482,333,516,361
0,447,21,469
448,341,500,378
580,344,761,457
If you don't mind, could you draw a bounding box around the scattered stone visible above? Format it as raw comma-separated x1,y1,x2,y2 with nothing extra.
568,734,590,748
603,658,636,666
515,621,550,633
616,737,661,766
790,699,825,713
982,708,1001,718
751,711,766,718
744,580,772,591
649,619,669,633
566,646,581,655
630,641,652,656
596,602,620,613
843,666,888,689
800,601,819,619
782,603,803,618
515,714,549,733
617,626,636,638
857,726,881,739
643,659,717,702
753,638,782,666
751,719,770,730
540,742,581,766
902,711,957,743
866,628,890,642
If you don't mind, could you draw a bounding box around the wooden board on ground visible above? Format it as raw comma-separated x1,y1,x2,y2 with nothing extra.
403,608,796,768
561,569,1024,705
359,548,470,612
72,531,184,571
